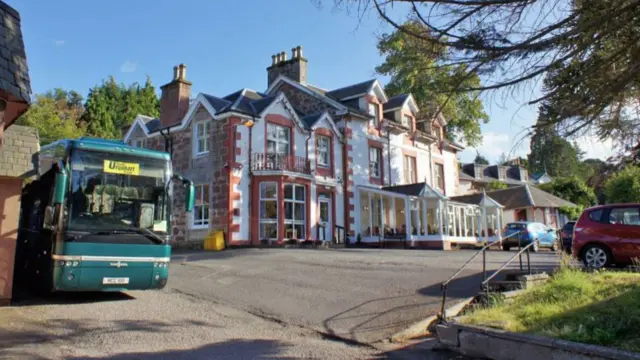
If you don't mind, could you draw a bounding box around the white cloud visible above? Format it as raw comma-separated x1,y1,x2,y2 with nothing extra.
120,60,137,73
461,131,529,163
53,40,65,46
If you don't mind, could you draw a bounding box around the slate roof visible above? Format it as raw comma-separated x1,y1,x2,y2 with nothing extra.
450,185,576,210
325,79,376,101
0,125,38,178
382,182,446,199
383,94,409,112
461,163,529,185
0,1,31,125
459,172,475,181
300,112,324,129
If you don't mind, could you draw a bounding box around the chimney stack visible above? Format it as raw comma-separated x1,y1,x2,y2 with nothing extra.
160,64,192,128
267,45,308,87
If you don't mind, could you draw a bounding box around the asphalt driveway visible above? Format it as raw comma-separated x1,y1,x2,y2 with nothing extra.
170,248,560,344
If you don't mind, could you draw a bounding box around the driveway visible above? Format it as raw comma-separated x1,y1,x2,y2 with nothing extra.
170,248,560,344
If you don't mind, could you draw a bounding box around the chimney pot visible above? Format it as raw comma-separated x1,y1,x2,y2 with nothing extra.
173,66,179,80
297,45,302,58
271,54,277,66
281,51,287,62
291,47,297,59
178,64,187,80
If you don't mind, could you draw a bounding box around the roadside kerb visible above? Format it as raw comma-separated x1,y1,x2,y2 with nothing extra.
436,323,640,360
390,296,475,343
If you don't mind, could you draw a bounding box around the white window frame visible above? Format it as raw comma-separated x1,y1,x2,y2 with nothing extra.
192,184,210,228
131,139,146,148
259,182,278,239
317,135,330,168
267,123,290,156
369,147,381,179
402,114,411,128
404,155,416,184
284,184,306,239
194,120,211,156
435,163,445,191
368,103,380,127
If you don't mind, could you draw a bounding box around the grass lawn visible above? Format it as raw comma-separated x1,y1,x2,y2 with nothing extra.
459,267,640,352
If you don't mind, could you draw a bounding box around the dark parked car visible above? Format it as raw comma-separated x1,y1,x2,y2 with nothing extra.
573,204,640,269
561,221,576,253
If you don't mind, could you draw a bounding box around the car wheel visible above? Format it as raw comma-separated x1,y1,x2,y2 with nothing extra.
502,245,510,251
582,244,610,269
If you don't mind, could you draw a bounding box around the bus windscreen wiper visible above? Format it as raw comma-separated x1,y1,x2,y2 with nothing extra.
69,228,164,244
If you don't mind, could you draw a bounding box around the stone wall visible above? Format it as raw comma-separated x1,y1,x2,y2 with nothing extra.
0,125,38,178
275,82,336,116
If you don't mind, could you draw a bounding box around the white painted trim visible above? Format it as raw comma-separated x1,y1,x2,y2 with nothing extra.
309,111,344,142
370,80,389,103
52,255,170,263
259,93,309,133
123,115,153,143
340,92,367,101
253,170,315,181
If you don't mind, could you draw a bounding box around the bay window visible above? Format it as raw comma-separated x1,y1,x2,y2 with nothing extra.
317,136,330,167
193,184,210,227
284,184,305,239
259,182,278,239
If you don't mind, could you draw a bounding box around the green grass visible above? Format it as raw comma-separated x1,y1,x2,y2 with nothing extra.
459,267,640,352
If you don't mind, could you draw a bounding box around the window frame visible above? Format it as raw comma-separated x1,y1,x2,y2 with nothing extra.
404,155,417,184
434,163,445,192
267,123,291,156
192,183,210,228
284,184,306,239
402,114,412,129
607,207,640,226
368,103,380,128
194,120,211,156
369,147,382,179
131,139,146,148
316,135,330,168
259,182,278,239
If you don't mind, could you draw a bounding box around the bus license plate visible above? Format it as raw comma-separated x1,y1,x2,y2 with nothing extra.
102,277,129,285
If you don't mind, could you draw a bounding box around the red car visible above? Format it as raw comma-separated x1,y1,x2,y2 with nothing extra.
573,204,640,269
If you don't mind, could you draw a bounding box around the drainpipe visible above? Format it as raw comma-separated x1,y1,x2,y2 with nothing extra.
246,117,255,244
387,130,392,186
160,128,173,157
305,130,313,171
429,143,434,185
342,119,350,244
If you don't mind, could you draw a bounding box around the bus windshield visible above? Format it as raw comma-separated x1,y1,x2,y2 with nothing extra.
67,149,171,235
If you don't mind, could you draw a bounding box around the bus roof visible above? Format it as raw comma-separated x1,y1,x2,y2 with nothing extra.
41,137,171,161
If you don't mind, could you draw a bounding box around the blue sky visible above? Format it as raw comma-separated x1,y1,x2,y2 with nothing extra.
9,0,612,163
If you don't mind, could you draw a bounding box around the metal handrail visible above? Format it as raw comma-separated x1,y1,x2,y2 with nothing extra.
439,231,522,321
481,239,538,291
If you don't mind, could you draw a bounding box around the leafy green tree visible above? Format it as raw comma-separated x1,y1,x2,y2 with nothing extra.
16,89,86,145
82,76,160,139
528,116,585,178
375,21,488,147
474,152,489,165
581,158,614,204
486,181,508,191
539,176,596,219
604,166,640,204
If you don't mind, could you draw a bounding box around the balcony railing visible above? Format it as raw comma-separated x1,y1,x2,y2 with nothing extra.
252,153,312,175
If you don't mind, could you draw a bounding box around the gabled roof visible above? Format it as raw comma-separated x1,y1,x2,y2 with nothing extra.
383,94,419,114
448,192,503,208
451,185,576,210
382,182,446,200
325,79,376,100
461,163,528,185
301,112,324,128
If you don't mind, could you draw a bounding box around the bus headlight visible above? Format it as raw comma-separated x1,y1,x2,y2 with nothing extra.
65,262,72,267
59,260,65,266
72,261,79,267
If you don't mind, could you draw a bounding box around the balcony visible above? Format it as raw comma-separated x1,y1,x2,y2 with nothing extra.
251,153,312,175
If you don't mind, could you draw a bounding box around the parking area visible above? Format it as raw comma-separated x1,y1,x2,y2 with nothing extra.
1,248,559,359
170,248,560,344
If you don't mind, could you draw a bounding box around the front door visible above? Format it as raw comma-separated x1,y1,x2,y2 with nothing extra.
318,196,332,242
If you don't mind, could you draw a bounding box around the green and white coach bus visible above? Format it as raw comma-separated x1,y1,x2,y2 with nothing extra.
14,137,194,292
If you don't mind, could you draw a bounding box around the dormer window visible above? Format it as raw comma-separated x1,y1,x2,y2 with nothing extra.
368,103,380,127
402,115,411,129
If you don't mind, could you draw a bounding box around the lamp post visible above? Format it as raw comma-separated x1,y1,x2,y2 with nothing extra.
243,117,255,244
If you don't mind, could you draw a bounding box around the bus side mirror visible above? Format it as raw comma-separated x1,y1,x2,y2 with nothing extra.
184,182,195,213
173,174,195,213
53,169,68,205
